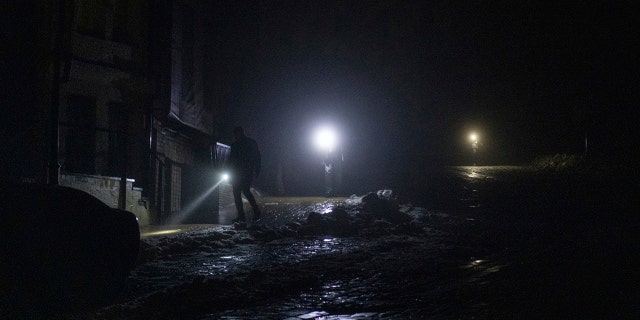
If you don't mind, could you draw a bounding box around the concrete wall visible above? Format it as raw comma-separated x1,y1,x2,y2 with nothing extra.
60,173,150,226
155,127,194,166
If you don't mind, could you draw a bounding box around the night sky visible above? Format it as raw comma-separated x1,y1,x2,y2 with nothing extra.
203,1,638,192
1,1,637,191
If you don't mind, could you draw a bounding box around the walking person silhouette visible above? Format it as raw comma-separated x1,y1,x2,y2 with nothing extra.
228,126,262,223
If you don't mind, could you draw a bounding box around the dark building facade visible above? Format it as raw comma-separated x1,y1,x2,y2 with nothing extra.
147,0,223,224
2,0,224,225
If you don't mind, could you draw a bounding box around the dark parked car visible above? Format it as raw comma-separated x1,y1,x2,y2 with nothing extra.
0,184,140,316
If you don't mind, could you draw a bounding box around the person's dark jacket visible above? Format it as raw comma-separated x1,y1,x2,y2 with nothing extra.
228,136,261,185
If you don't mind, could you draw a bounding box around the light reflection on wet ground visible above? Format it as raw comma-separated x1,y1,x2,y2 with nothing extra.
122,236,364,304
102,166,639,319
260,196,349,223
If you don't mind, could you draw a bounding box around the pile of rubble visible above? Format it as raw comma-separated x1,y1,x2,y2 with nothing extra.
137,190,431,263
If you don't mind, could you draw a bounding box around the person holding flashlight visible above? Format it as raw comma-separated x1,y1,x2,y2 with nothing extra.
323,150,337,197
313,126,342,197
229,126,262,223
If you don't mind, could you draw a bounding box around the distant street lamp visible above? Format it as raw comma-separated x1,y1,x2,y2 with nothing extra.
314,127,338,153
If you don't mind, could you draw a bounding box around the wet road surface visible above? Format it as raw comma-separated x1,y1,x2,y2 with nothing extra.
78,166,639,319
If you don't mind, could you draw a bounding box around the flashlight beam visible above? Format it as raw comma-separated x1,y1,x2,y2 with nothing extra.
166,178,227,225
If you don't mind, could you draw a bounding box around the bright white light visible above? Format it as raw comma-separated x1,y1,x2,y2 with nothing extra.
469,133,478,142
221,173,230,181
314,127,338,152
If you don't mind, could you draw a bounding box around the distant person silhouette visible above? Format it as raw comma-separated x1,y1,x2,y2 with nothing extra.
323,150,337,197
228,126,261,223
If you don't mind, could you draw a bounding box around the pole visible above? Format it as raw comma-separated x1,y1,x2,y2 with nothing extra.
584,132,588,156
118,130,128,210
48,0,65,185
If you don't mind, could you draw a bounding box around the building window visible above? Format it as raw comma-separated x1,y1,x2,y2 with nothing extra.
171,165,182,213
64,95,96,174
107,102,126,176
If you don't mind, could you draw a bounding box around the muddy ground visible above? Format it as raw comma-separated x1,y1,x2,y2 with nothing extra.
70,166,638,319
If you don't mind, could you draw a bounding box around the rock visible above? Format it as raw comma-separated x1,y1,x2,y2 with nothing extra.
138,241,159,263
303,211,329,235
234,236,256,244
222,230,237,236
394,221,426,234
329,207,350,220
345,194,364,205
362,192,389,217
377,189,394,199
387,211,412,224
285,222,302,230
306,211,324,225
327,219,357,237
298,224,321,237
233,221,247,230
278,226,299,237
